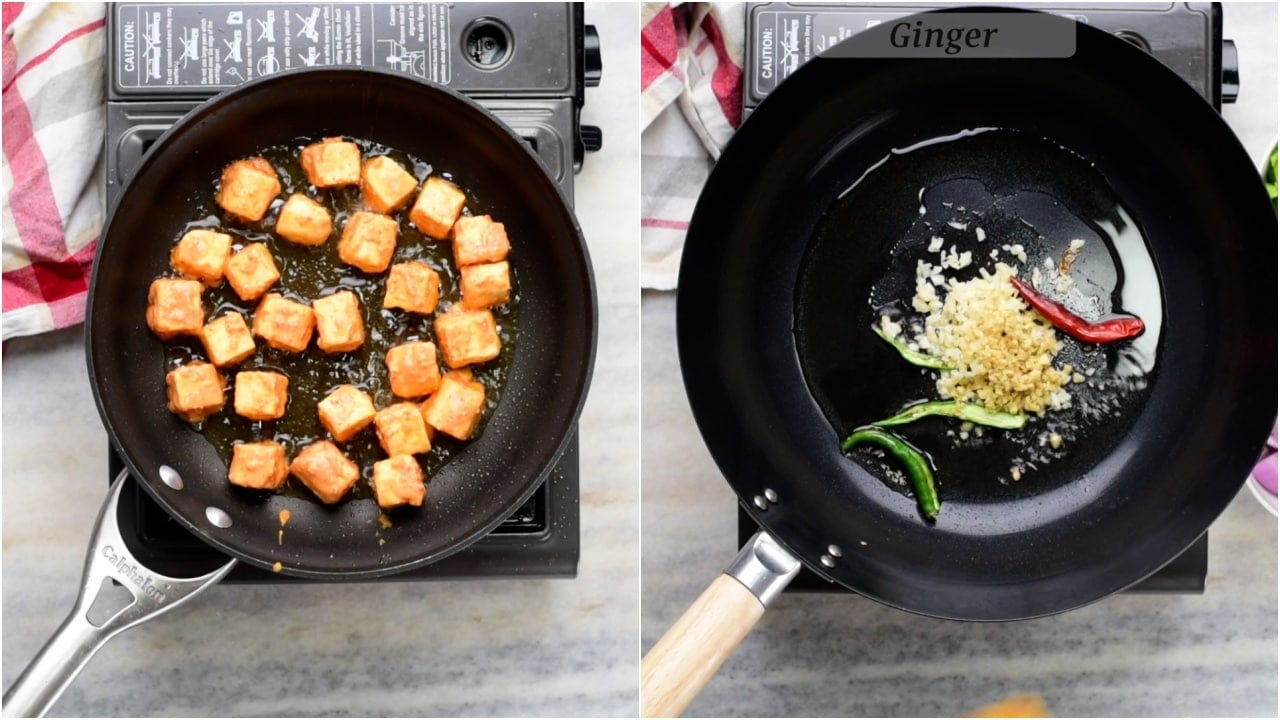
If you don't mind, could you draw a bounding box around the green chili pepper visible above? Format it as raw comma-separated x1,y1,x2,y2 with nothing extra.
841,426,940,519
873,400,1026,430
871,325,951,370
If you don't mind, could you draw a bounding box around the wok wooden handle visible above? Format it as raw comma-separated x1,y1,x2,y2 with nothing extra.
641,531,802,717
640,574,765,718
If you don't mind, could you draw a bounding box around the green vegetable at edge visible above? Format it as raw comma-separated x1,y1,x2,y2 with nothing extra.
873,400,1026,430
871,324,951,370
841,426,941,519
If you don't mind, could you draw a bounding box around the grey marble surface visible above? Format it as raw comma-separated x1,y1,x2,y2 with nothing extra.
640,4,1278,717
1,3,639,717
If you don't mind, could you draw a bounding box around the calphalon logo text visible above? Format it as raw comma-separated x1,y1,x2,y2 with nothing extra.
102,545,166,602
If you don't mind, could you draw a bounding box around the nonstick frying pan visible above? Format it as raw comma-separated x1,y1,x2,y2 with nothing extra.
4,68,596,717
641,11,1275,716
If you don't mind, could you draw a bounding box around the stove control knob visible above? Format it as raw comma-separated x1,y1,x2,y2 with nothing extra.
1221,39,1239,104
581,125,603,153
584,25,603,88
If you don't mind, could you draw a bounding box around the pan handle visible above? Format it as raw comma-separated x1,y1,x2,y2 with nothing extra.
2,471,236,718
641,531,801,717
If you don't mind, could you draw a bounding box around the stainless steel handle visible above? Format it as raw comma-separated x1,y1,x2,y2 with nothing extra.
725,530,802,607
2,471,236,718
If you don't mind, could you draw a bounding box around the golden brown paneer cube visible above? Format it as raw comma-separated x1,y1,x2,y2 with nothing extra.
409,177,467,239
374,402,433,457
199,312,256,368
317,385,376,443
338,211,398,273
384,262,441,315
459,261,511,309
217,157,281,222
385,341,442,399
421,371,486,440
165,361,225,423
371,455,426,509
228,441,288,490
170,230,232,285
434,308,501,368
300,137,361,188
362,156,419,214
147,278,204,340
224,243,280,301
290,440,360,504
275,194,333,246
312,290,366,354
252,293,315,353
451,215,510,267
234,370,289,420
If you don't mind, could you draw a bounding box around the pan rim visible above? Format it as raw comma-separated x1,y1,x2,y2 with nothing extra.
85,67,598,579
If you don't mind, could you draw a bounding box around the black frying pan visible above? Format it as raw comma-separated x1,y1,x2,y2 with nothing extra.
89,68,596,577
642,10,1274,716
5,68,595,717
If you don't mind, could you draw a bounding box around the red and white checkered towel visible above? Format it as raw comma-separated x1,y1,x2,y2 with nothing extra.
2,2,106,341
641,2,743,290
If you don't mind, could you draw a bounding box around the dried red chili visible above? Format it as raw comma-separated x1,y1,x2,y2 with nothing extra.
1010,276,1145,344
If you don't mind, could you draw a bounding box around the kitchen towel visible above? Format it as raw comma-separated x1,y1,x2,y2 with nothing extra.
641,2,743,290
2,2,107,341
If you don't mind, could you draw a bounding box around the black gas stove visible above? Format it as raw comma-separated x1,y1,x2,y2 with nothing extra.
737,1,1239,594
103,2,601,582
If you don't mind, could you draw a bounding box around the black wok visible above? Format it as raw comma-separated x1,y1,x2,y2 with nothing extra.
642,10,1275,716
5,68,595,717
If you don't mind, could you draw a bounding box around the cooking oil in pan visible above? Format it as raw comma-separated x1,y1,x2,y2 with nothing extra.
796,128,1163,503
162,138,518,503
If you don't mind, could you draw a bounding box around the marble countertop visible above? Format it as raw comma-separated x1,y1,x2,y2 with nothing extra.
641,4,1278,717
1,3,639,717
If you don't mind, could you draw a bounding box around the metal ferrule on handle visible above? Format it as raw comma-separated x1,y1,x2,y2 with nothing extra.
724,530,803,607
2,471,236,718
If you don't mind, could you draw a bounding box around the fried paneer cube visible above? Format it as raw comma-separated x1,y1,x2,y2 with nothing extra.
362,156,419,214
217,157,281,222
451,215,510,267
165,361,225,422
147,278,204,340
385,341,442,399
459,261,511,309
252,293,315,353
228,441,288,490
374,402,433,457
199,312,256,367
275,194,333,246
317,385,376,443
300,137,361,188
312,290,365,354
234,370,289,420
383,262,441,315
171,230,232,285
290,440,360,504
434,308,501,368
371,455,426,510
224,242,280,301
338,211,398,273
421,371,486,440
409,177,466,239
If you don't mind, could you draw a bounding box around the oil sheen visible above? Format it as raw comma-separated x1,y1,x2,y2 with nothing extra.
796,128,1162,501
162,137,518,502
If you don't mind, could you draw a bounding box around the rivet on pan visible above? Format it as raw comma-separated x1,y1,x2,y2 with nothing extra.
827,544,843,558
763,488,778,503
159,465,184,490
819,554,836,568
205,506,233,528
753,495,768,511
